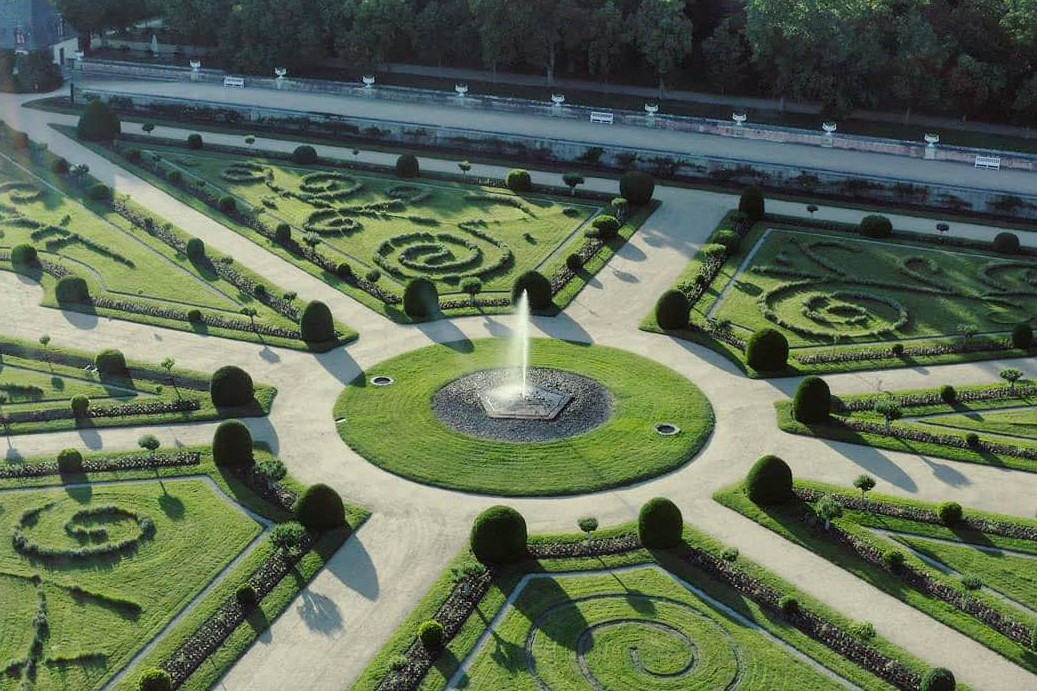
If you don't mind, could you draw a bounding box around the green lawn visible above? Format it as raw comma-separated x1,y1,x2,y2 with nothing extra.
334,338,714,495
922,408,1037,442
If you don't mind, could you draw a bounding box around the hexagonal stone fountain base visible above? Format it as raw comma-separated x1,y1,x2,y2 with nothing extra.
480,383,573,420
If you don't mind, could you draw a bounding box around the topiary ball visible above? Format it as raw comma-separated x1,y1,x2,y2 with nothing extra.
187,308,203,324
655,290,690,330
291,145,318,164
993,232,1020,255
1012,323,1034,350
275,223,292,244
295,483,346,530
55,275,90,303
218,195,236,213
210,365,255,407
57,448,83,474
638,497,684,549
417,620,445,650
94,349,128,376
920,667,955,691
185,237,205,261
212,420,254,466
619,171,655,204
937,502,963,525
87,183,111,201
860,215,893,239
565,253,581,271
76,100,121,142
738,186,765,221
395,154,419,178
470,505,527,564
591,214,621,240
713,229,741,254
236,583,258,608
300,300,335,343
746,455,794,505
137,667,172,691
506,169,532,193
746,328,789,372
511,271,552,311
403,277,439,319
940,385,957,404
70,395,90,418
793,376,831,423
186,133,203,150
11,244,37,267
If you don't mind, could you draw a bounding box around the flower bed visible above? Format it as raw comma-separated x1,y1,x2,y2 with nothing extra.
0,451,201,479
0,398,201,425
840,383,1037,413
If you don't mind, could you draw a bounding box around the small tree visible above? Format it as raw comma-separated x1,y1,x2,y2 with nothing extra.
562,172,585,196
874,399,902,430
142,123,155,136
610,197,629,221
161,357,178,397
352,148,360,162
853,474,876,497
270,521,306,555
958,323,977,341
38,335,51,369
138,434,160,460
577,516,598,547
814,494,843,529
458,160,471,181
460,277,482,304
1000,368,1024,392
240,307,258,331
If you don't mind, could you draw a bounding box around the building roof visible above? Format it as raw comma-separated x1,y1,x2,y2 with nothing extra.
0,0,76,52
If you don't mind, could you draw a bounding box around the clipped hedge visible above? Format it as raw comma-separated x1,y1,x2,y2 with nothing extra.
403,277,438,319
395,154,419,178
471,505,527,564
746,455,793,505
295,483,346,530
1012,323,1034,350
655,289,690,330
76,100,121,141
746,328,789,372
920,667,955,691
54,275,90,303
186,133,203,150
291,145,318,164
10,243,37,267
619,171,654,204
511,270,552,311
210,365,254,408
638,497,683,548
993,232,1020,255
591,214,621,240
95,349,128,376
860,215,893,239
57,448,83,474
506,169,532,193
212,420,254,466
793,376,831,423
186,237,205,261
300,300,335,343
738,186,765,221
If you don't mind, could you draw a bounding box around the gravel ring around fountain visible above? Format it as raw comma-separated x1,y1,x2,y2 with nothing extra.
333,339,715,496
433,368,613,442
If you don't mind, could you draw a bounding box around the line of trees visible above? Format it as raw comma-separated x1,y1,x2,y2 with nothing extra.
56,0,1037,125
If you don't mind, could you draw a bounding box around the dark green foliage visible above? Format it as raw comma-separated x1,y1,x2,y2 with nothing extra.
167,170,183,184
940,385,957,404
637,497,683,548
860,215,893,238
236,583,258,607
275,223,291,244
565,253,582,271
210,365,255,407
10,243,37,266
55,275,90,303
506,169,532,192
937,501,963,525
920,667,955,691
124,147,142,163
187,308,203,323
882,548,905,569
417,620,444,650
218,196,236,213
655,289,690,330
1012,323,1034,349
87,183,111,201
511,271,552,310
186,133,203,150
713,229,741,254
403,277,439,319
137,668,172,691
295,483,346,530
76,100,121,142
70,395,90,418
95,349,128,376
993,232,1020,255
395,154,419,178
792,376,831,423
186,237,205,261
966,432,980,446
470,505,527,564
291,145,318,164
778,595,799,615
746,455,793,505
591,214,621,240
212,420,254,466
51,157,69,175
1030,622,1037,652
57,448,83,474
738,186,765,220
746,328,789,372
619,171,655,204
335,262,353,280
301,300,335,343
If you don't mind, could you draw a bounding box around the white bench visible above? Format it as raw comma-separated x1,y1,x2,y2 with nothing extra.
589,111,614,125
975,155,1001,170
223,76,245,89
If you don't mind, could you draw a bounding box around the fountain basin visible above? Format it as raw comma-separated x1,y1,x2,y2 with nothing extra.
480,383,572,420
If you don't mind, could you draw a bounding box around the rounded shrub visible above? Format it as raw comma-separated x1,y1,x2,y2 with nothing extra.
860,215,893,239
591,214,621,240
966,432,980,447
470,505,527,565
619,171,655,204
738,186,765,221
274,223,291,244
746,455,793,505
236,583,258,608
76,100,121,141
655,289,690,330
55,275,90,303
185,237,205,261
1012,323,1034,350
187,308,203,323
301,300,335,343
417,620,444,650
403,277,439,319
210,365,255,407
506,169,532,193
57,448,83,474
336,262,353,280
186,133,203,150
395,154,419,178
70,394,90,418
291,145,318,164
778,595,799,616
882,548,905,569
940,385,957,404
920,667,955,691
295,483,346,531
713,229,741,254
792,376,831,423
937,501,963,525
167,170,183,184
565,253,581,271
137,668,172,691
637,498,683,549
212,420,254,466
87,183,111,201
218,195,236,214
95,349,127,376
11,243,38,267
511,271,552,311
51,157,69,175
993,232,1020,255
746,328,789,372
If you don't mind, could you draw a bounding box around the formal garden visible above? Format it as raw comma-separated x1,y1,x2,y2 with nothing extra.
333,338,713,496
716,455,1037,676
778,371,1037,473
0,425,366,691
74,110,658,322
645,187,1037,376
355,502,947,691
0,122,354,351
0,334,273,438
